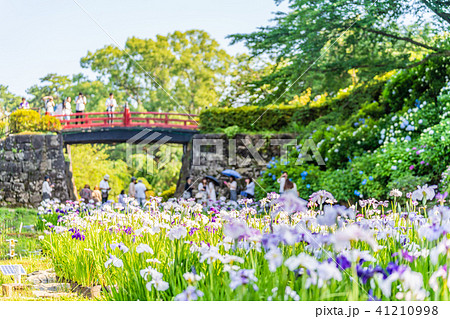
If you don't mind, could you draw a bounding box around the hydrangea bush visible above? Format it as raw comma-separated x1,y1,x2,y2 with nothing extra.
259,67,450,202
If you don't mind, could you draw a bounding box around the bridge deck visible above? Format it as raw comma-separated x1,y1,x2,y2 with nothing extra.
61,127,198,144
56,109,199,144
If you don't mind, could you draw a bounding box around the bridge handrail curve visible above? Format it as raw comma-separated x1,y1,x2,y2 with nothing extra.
52,109,199,130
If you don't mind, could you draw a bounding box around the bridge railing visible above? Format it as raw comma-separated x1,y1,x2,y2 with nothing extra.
53,109,198,130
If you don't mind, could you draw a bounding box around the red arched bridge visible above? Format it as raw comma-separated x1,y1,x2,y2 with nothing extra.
55,109,199,145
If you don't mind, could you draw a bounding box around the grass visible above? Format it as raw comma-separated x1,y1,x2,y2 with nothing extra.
0,208,42,260
0,208,93,300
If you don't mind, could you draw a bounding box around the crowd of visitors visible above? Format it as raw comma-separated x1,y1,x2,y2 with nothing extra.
41,170,291,206
15,92,136,123
182,173,256,204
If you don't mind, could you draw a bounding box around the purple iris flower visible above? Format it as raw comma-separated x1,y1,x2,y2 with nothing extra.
123,227,133,235
261,233,281,250
356,265,385,284
70,228,85,241
335,255,351,270
385,262,407,276
189,227,199,236
368,289,381,301
401,250,416,263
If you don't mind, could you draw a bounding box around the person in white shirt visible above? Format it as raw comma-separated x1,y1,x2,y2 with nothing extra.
277,171,288,194
134,180,147,207
206,178,217,202
196,178,208,202
105,93,117,124
224,176,238,202
53,101,63,117
19,98,30,109
42,175,54,201
42,96,55,115
283,179,298,197
241,177,255,199
75,92,87,124
62,97,72,121
99,174,111,204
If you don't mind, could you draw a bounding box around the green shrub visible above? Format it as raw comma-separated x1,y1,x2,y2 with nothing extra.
382,57,450,113
8,109,61,134
161,185,176,201
199,104,302,132
221,125,242,138
9,109,41,133
41,115,62,131
200,73,390,134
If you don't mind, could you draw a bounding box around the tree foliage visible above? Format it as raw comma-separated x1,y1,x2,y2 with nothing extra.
0,85,22,114
26,73,130,113
81,30,234,114
230,0,450,104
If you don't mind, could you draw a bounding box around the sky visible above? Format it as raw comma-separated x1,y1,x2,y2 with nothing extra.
0,0,289,96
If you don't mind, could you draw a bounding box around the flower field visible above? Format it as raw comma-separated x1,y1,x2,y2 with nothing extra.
39,187,450,301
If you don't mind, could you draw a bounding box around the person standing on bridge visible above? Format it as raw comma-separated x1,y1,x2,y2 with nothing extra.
42,96,55,115
105,93,117,124
62,97,72,121
99,174,111,204
75,92,87,124
19,98,29,110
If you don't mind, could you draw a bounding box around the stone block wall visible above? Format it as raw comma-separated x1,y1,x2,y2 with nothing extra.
175,133,295,198
0,134,74,207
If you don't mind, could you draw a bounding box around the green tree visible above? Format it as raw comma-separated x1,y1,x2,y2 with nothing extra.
71,144,131,199
104,143,182,194
26,73,131,113
230,0,450,104
26,74,72,110
218,54,276,107
81,30,234,114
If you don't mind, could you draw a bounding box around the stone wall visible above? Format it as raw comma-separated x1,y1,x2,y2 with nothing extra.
0,134,75,207
175,133,295,198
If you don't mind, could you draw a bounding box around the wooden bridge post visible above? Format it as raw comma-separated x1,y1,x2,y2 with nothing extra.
124,107,131,127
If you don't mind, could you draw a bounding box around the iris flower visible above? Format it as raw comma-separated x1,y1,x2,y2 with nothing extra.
104,254,123,268
175,286,204,301
264,247,283,272
411,184,437,202
136,243,154,254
